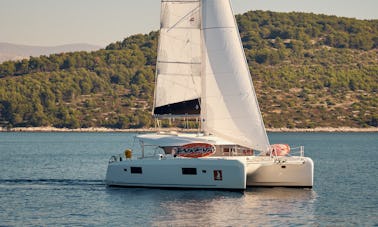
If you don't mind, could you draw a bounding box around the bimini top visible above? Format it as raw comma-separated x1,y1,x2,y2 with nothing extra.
136,132,236,147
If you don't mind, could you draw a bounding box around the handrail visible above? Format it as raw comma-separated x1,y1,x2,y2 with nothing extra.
288,146,305,157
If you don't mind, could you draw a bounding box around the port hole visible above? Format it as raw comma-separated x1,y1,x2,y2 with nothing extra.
182,168,197,175
123,169,127,171
131,167,143,174
281,165,286,169
202,170,206,173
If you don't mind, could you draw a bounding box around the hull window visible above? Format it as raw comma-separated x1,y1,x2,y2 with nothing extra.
131,167,143,174
182,168,197,175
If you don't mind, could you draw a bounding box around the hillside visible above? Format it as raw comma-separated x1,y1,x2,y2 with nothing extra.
0,11,377,129
0,42,102,63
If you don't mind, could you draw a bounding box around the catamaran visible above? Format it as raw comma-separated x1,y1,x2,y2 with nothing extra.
105,0,314,190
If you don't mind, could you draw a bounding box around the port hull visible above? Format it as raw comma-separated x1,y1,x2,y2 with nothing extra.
105,157,248,190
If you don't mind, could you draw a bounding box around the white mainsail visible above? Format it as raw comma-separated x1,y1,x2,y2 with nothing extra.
154,0,202,116
154,0,270,151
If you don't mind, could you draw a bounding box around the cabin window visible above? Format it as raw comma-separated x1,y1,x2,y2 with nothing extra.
130,167,143,174
182,168,197,175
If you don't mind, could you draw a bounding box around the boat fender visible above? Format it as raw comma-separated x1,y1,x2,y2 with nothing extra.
270,144,290,156
124,149,132,159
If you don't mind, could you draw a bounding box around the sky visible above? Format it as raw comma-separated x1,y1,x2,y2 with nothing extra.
0,0,377,47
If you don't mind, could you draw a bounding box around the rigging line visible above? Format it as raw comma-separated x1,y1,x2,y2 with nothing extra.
161,27,200,33
162,27,199,30
159,33,201,46
157,81,201,90
162,0,199,2
167,5,200,32
158,60,201,64
202,26,234,30
158,73,201,77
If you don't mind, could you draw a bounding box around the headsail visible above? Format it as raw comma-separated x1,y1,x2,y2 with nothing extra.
201,0,270,151
154,0,202,117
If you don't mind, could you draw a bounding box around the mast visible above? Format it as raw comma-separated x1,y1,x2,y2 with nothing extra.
199,0,206,134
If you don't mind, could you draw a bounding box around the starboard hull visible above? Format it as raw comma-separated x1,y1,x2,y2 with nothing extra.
246,157,314,187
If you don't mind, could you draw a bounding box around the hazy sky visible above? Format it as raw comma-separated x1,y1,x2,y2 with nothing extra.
0,0,377,47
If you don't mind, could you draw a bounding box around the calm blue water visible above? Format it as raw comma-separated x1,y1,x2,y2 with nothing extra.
0,132,377,226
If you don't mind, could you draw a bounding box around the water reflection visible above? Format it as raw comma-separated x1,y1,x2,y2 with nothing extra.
158,188,316,226
105,187,316,226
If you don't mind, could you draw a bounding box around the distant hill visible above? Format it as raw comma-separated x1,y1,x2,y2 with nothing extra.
0,42,102,63
0,11,377,129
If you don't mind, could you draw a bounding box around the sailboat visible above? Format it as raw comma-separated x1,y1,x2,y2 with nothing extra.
105,0,314,190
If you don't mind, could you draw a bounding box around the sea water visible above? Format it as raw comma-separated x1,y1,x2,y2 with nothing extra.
0,132,377,226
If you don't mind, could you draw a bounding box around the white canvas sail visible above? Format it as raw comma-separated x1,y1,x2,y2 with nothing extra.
154,0,202,116
201,0,270,151
154,0,270,151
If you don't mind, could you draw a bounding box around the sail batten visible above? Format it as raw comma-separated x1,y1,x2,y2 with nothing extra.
202,27,234,30
158,61,201,64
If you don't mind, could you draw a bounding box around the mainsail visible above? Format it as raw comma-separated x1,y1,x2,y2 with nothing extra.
154,0,202,116
154,0,270,151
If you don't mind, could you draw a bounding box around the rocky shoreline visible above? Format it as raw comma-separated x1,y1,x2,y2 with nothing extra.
266,127,378,132
1,126,377,133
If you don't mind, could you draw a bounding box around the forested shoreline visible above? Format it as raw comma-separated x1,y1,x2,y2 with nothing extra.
0,11,377,129
1,126,377,133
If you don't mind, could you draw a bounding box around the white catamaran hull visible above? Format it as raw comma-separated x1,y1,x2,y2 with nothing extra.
105,0,316,190
105,154,313,189
106,157,250,190
246,157,314,187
